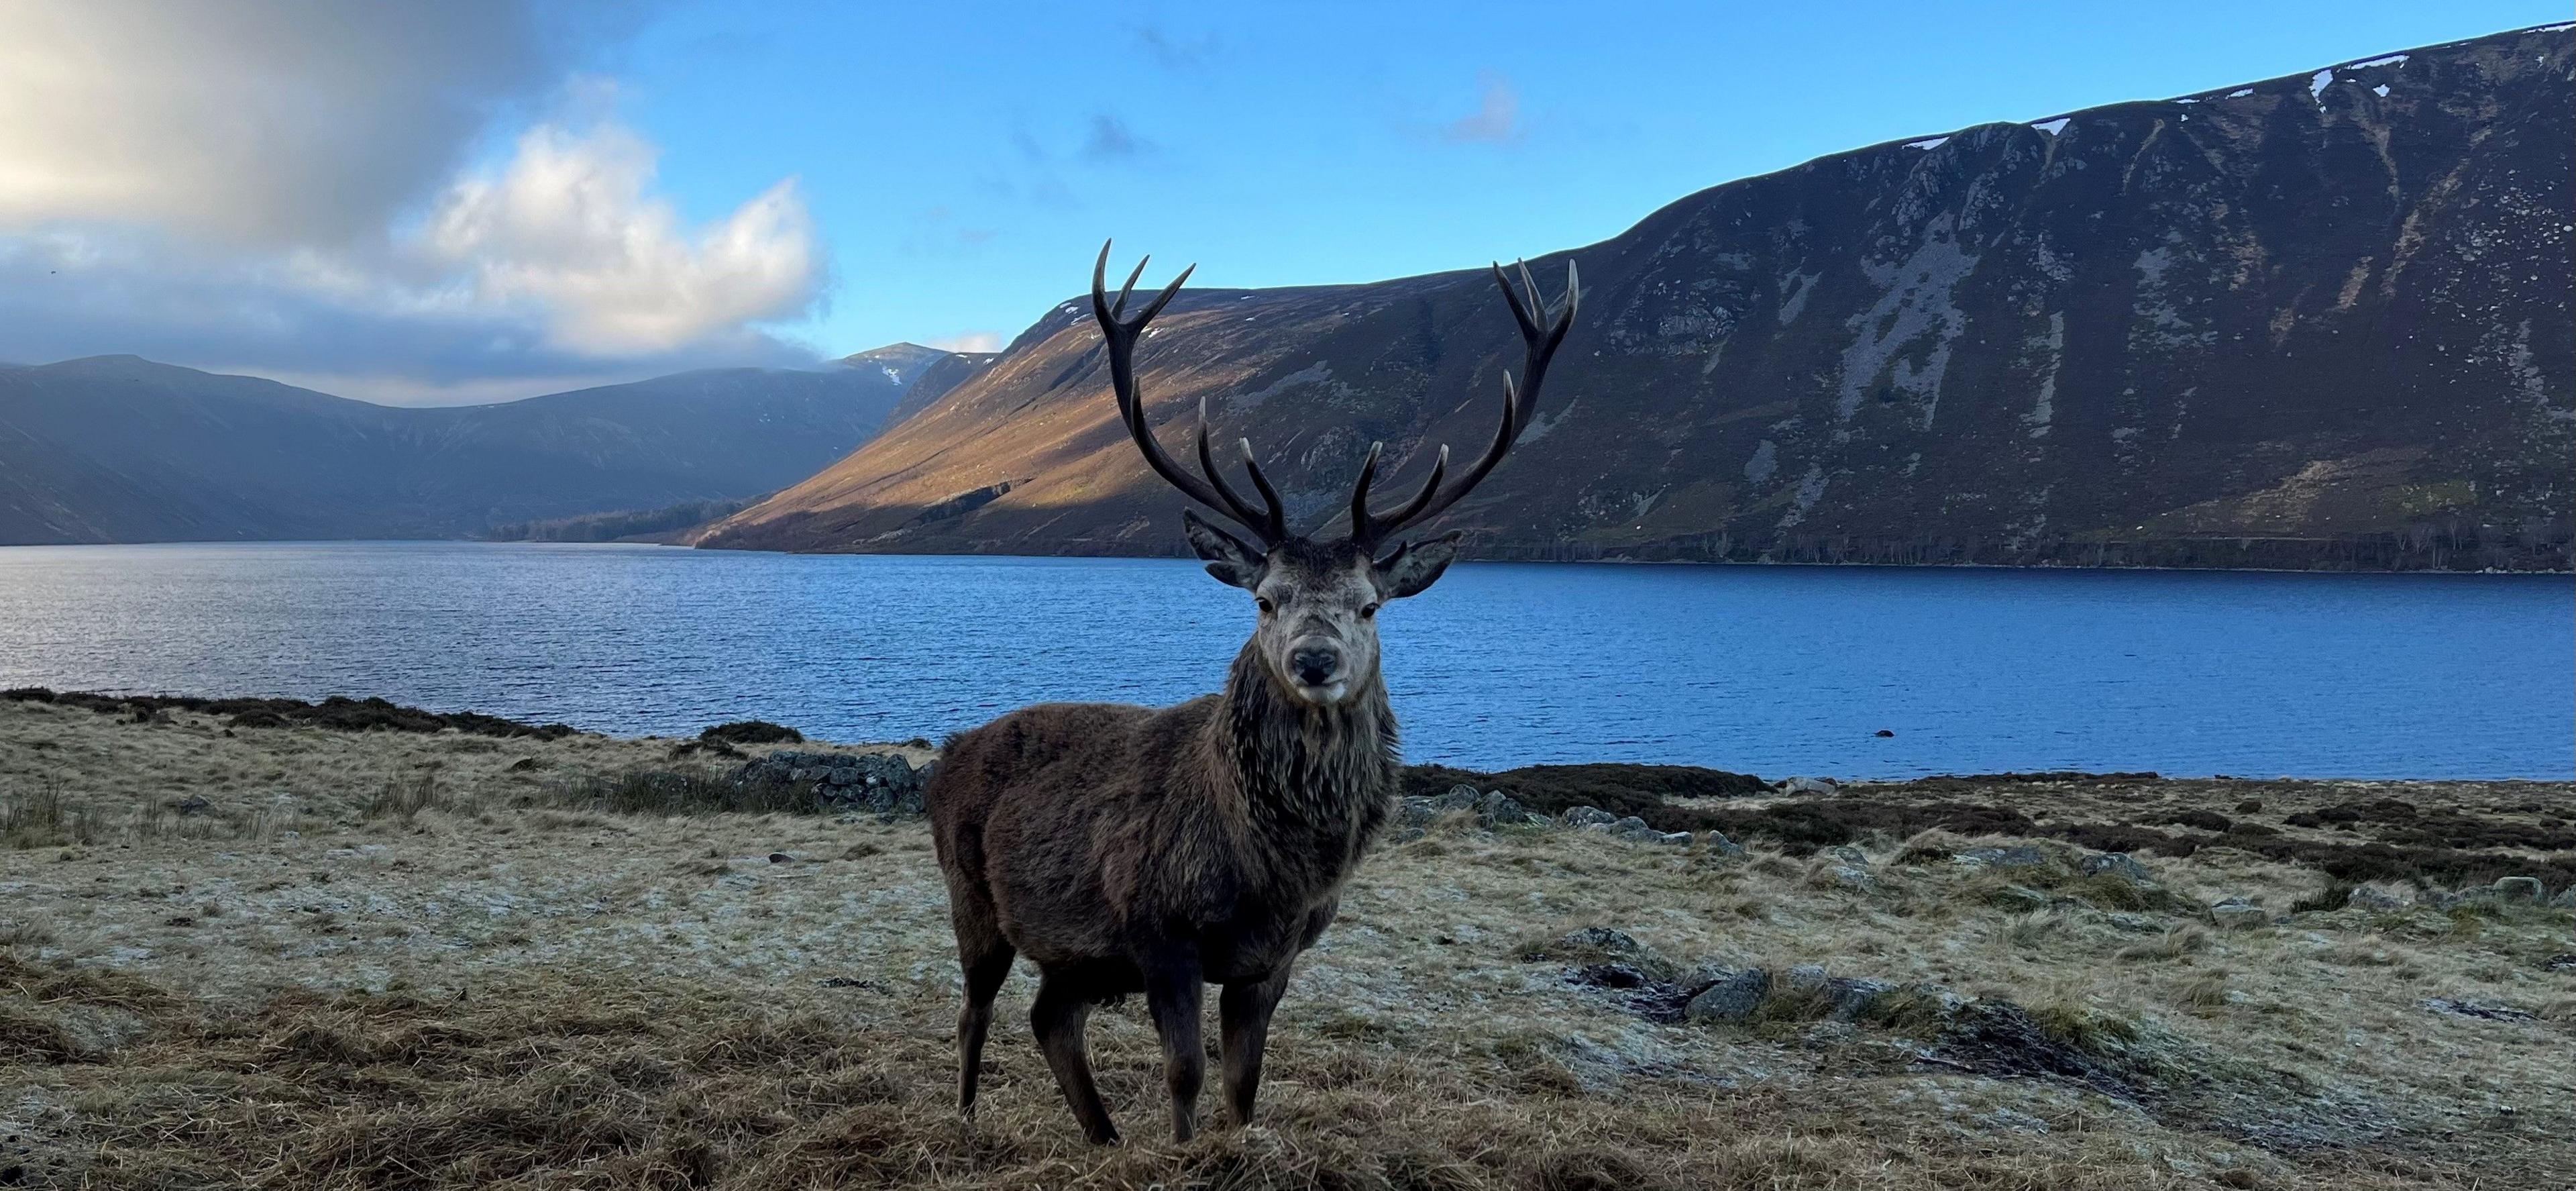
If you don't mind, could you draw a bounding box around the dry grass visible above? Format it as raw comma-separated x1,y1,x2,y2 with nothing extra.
3,698,2571,1190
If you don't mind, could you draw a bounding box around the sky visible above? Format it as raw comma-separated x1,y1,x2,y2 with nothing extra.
0,1,2561,405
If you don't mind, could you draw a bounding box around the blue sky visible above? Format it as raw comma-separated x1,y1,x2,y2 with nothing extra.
620,1,2563,356
0,1,2560,402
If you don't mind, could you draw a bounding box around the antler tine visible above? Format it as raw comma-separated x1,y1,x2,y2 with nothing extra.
1352,258,1578,548
1091,241,1275,543
1193,397,1276,533
1236,438,1287,541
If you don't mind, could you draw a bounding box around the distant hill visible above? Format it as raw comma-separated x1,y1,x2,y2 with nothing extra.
703,26,2573,571
0,346,983,545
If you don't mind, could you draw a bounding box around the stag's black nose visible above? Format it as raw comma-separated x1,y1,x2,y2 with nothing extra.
1291,646,1340,686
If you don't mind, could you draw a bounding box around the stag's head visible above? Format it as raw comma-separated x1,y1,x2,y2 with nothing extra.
1090,243,1578,707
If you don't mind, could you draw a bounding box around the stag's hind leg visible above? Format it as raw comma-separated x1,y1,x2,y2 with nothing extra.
1030,967,1119,1145
953,933,1014,1118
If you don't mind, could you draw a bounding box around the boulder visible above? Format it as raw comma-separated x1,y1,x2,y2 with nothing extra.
1825,865,1878,893
2348,882,2415,911
2209,896,2269,929
1702,831,1748,858
1988,884,2050,912
1776,776,1839,796
1582,815,1688,845
2078,852,2152,883
2553,887,2576,909
1955,845,2052,870
1683,968,1771,1023
1562,805,1619,829
2491,876,2544,902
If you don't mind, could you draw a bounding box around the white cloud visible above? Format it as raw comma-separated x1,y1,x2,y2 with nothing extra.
926,331,1006,354
424,119,822,355
1442,73,1528,145
0,1,828,403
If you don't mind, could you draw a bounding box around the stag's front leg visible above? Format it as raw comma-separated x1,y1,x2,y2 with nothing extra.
1218,964,1293,1128
1141,943,1207,1141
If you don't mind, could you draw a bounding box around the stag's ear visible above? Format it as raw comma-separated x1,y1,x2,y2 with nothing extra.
1376,531,1464,599
1182,509,1264,589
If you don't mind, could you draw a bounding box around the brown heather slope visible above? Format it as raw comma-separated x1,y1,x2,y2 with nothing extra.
702,26,2574,570
5,696,2574,1188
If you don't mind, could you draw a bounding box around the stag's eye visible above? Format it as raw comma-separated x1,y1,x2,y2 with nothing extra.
1359,602,1381,619
1255,597,1276,616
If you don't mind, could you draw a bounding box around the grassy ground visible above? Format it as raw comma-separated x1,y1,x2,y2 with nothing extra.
3,696,2571,1189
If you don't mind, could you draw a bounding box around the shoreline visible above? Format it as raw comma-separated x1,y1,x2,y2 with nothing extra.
5,686,2570,786
5,535,2572,576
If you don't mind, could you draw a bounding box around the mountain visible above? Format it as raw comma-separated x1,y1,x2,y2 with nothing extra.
702,25,2573,571
0,348,976,544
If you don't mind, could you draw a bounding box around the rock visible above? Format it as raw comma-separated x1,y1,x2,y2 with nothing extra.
1826,866,1878,893
1989,884,2050,912
2348,882,2415,911
2078,852,2152,883
2102,912,2162,933
1582,815,1684,845
1474,789,1527,826
2553,887,2576,909
1701,831,1748,858
729,750,927,815
767,852,795,864
2210,896,2269,929
171,794,213,816
1562,805,1619,829
1684,967,1772,1023
1826,843,1869,865
1955,845,2052,870
1875,729,1896,737
1431,784,1481,812
1776,776,1839,796
2541,953,2575,973
2491,876,2544,902
2423,997,2536,1022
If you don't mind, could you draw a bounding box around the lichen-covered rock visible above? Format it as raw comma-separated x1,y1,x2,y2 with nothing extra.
1955,845,2051,870
2491,876,2544,902
2079,852,2152,883
1702,831,1748,858
2348,883,2415,911
1562,805,1619,829
2209,896,2269,929
1776,776,1839,796
1683,967,1772,1023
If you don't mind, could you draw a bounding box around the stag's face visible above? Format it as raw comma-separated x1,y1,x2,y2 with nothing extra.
1185,515,1460,707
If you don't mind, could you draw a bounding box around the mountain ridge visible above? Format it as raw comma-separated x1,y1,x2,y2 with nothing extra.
702,25,2573,571
0,347,982,544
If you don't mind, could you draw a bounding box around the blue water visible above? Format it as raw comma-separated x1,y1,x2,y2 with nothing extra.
0,541,2567,780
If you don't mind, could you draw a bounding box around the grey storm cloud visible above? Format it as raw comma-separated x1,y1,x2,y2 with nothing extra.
0,0,828,405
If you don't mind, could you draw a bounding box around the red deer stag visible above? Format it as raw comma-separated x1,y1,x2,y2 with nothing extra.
925,242,1578,1143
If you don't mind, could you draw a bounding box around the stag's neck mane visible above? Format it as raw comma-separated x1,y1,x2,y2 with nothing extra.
1212,643,1397,854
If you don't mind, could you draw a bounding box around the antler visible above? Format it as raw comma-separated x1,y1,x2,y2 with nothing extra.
1348,258,1579,552
1091,242,1287,546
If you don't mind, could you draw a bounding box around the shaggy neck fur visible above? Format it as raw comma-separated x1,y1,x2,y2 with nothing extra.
1212,642,1399,883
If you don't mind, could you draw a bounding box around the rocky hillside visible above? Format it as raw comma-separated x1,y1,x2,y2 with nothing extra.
0,347,978,544
703,25,2573,570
